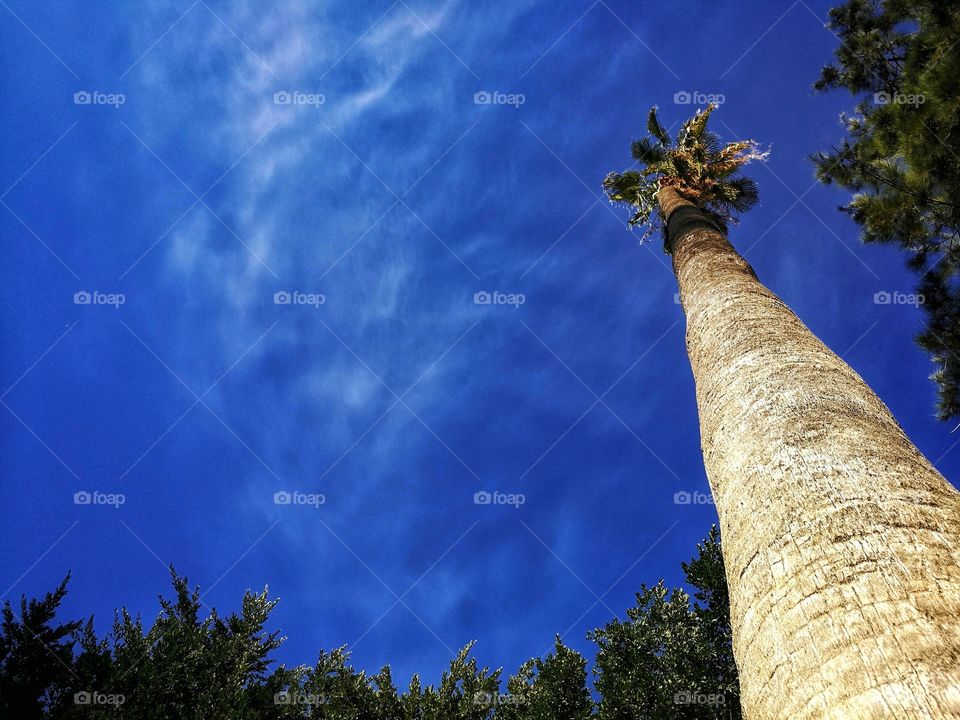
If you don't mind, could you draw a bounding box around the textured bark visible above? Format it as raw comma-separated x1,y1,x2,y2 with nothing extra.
659,186,960,719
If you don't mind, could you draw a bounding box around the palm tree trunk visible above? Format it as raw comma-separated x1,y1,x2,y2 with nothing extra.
659,186,960,719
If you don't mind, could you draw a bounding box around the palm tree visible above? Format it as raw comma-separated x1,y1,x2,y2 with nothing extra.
606,105,960,719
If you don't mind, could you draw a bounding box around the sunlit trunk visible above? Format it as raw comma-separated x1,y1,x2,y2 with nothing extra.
660,186,960,719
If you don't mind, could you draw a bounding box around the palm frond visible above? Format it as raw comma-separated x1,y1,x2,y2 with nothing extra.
602,170,643,204
723,177,760,214
685,104,716,141
631,138,666,165
647,107,671,147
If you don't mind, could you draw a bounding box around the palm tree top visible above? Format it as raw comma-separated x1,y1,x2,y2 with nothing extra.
603,103,768,245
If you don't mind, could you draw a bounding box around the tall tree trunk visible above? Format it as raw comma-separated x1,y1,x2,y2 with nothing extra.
659,186,960,719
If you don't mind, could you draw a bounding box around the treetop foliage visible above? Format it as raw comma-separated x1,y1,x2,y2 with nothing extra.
603,104,767,245
813,0,960,422
0,529,739,719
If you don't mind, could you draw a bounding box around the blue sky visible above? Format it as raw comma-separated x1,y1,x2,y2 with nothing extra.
2,0,958,686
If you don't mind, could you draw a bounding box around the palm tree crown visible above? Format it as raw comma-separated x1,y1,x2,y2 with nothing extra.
603,103,768,245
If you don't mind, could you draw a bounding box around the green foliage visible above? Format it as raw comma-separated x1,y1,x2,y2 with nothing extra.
0,529,738,719
814,0,960,422
603,105,766,245
498,637,592,720
590,527,739,720
0,575,81,719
